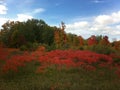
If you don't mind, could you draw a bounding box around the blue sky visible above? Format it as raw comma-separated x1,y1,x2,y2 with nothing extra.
0,0,120,41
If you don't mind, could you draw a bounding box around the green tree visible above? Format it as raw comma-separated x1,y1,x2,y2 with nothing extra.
0,19,56,49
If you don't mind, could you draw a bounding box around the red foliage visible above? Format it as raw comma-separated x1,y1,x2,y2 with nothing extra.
100,36,110,45
0,47,19,61
37,50,113,72
1,48,44,73
78,36,84,46
1,47,120,78
2,52,34,73
88,35,97,46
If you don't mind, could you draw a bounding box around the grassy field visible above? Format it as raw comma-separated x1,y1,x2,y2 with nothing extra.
0,61,120,90
0,47,120,90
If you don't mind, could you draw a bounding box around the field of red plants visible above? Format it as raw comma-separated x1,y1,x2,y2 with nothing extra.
1,47,120,89
0,46,120,77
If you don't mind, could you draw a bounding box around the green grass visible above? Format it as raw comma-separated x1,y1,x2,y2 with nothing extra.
0,61,120,90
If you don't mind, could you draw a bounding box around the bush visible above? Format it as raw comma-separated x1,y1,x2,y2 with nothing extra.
20,45,28,51
31,42,39,51
43,44,56,51
20,42,39,51
88,45,115,55
79,46,84,50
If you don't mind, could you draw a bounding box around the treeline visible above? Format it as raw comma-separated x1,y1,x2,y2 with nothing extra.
0,19,120,53
0,19,55,50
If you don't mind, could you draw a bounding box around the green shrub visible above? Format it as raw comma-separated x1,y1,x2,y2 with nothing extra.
31,42,39,51
88,45,115,55
20,42,39,51
43,44,56,51
79,46,84,50
20,45,28,51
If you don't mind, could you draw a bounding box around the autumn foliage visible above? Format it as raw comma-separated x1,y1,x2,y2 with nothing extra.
0,19,120,79
0,46,120,78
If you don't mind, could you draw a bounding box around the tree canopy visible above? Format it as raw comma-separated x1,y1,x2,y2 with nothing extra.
0,18,119,53
0,19,55,48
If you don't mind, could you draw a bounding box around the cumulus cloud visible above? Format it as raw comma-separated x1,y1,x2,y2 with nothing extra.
17,14,33,21
110,31,120,35
0,17,8,27
66,21,92,39
66,11,120,40
0,14,33,28
0,4,8,14
95,15,113,25
66,21,89,30
90,11,120,36
94,11,120,25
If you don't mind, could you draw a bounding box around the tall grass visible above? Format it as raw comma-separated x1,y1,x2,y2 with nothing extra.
0,62,120,90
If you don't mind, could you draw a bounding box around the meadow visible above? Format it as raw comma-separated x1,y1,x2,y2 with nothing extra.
0,46,120,90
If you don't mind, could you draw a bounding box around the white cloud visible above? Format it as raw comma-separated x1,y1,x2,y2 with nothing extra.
95,15,113,25
91,11,120,36
110,31,120,35
0,4,8,14
66,21,92,39
0,14,33,28
95,11,120,25
116,25,120,29
23,8,45,15
111,11,120,23
66,11,120,40
17,14,33,21
0,17,8,27
66,21,89,30
33,8,45,14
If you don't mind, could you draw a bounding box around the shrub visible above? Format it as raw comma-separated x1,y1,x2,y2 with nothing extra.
20,45,28,51
20,42,39,51
79,46,84,50
31,42,39,51
43,44,56,51
88,45,115,55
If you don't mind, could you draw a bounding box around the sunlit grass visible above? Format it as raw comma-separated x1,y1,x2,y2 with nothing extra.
0,61,120,90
